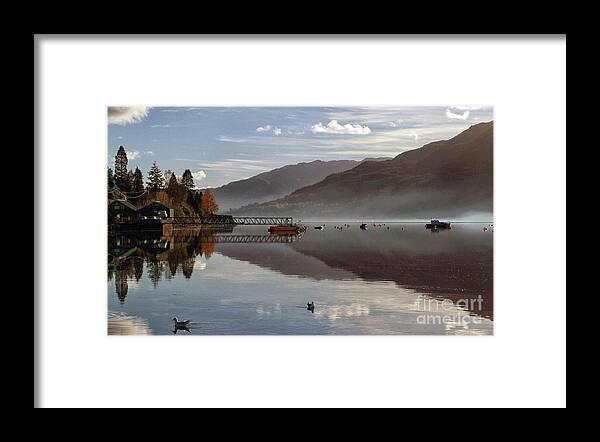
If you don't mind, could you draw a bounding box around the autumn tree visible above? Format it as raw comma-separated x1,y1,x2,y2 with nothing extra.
114,146,129,190
146,161,165,190
201,190,219,214
181,169,195,190
132,167,144,193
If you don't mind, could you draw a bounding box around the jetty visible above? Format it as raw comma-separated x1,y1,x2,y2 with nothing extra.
108,199,299,236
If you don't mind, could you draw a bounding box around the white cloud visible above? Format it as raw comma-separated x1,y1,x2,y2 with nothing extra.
192,170,207,181
113,150,153,161
198,159,276,174
311,120,371,135
217,136,249,143
256,125,282,135
452,105,483,111
445,109,470,120
388,119,403,128
126,150,140,160
108,106,150,125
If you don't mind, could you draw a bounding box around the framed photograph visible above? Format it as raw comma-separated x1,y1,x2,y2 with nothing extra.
35,35,566,408
106,106,494,336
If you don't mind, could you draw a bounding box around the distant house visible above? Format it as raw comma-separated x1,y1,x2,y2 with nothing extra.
108,200,137,223
138,201,173,219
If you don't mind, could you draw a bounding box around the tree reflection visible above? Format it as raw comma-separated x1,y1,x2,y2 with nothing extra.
115,276,128,303
108,230,223,301
134,258,144,281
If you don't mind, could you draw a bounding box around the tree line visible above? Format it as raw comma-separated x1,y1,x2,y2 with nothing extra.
108,146,218,214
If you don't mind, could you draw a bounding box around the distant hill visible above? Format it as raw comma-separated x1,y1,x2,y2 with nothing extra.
208,158,388,211
232,121,493,219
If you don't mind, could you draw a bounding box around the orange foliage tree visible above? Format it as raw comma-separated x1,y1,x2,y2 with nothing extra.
201,190,219,214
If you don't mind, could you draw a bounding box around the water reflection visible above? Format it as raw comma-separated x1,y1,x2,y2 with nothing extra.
218,224,494,319
108,312,151,335
107,223,493,335
108,230,223,303
172,324,192,334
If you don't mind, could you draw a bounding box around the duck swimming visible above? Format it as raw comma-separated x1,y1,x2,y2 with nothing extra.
172,317,191,327
307,302,315,313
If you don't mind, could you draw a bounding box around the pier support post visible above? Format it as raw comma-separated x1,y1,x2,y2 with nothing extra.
162,222,173,237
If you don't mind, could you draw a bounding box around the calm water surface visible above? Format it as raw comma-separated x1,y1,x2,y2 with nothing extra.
108,222,493,335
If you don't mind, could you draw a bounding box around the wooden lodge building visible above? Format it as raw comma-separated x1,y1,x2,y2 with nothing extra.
108,200,138,224
108,200,174,228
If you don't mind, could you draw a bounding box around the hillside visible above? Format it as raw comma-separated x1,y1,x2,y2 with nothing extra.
232,121,493,219
208,159,388,211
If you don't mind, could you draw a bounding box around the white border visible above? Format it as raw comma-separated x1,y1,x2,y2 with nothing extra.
37,36,566,408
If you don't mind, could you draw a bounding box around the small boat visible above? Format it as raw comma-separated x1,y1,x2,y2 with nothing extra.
360,223,368,230
269,225,302,234
425,219,451,229
314,225,324,230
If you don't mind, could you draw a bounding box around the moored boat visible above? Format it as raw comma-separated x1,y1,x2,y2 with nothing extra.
425,219,451,229
269,225,303,234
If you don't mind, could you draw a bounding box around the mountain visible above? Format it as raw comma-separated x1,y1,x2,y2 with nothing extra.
232,121,493,219
208,158,388,211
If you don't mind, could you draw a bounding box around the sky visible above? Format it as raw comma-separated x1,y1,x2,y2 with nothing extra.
107,106,493,189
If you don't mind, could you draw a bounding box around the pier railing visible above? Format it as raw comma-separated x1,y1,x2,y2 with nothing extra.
231,216,294,225
201,234,301,243
167,216,294,226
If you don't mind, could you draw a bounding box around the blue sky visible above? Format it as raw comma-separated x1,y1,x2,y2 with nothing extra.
108,106,493,188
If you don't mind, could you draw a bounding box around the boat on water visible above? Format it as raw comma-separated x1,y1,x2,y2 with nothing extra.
314,225,325,230
425,219,451,229
268,225,304,234
360,223,368,230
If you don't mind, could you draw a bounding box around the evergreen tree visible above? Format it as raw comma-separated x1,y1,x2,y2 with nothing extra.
163,169,174,184
146,161,165,190
192,190,203,215
114,146,128,189
181,169,195,190
132,167,144,193
168,173,179,191
127,170,135,192
107,167,115,189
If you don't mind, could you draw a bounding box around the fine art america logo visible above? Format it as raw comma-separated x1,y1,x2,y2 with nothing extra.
415,295,485,326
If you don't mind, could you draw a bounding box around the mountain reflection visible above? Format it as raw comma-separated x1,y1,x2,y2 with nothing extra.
108,224,493,320
217,224,493,319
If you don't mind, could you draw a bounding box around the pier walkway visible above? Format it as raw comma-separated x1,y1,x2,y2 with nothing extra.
170,216,294,226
